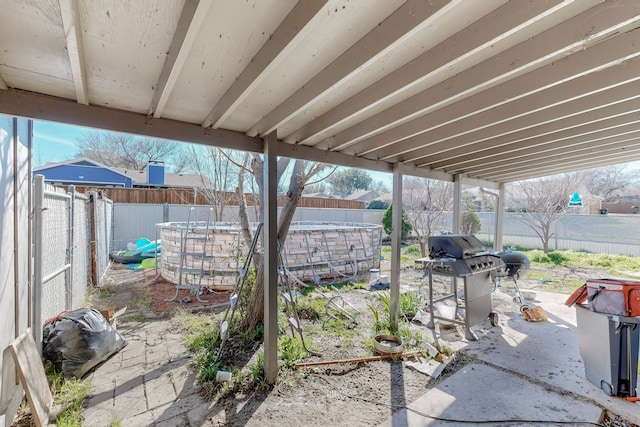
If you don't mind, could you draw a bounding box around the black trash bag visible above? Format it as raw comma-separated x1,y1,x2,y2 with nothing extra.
43,308,127,378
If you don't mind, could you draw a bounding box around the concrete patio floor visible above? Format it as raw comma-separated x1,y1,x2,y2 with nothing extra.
81,287,640,426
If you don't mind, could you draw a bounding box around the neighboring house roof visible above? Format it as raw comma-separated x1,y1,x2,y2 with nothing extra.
602,195,640,204
33,157,136,187
34,157,211,188
374,192,393,203
114,167,212,188
346,190,379,202
302,192,336,199
34,157,135,182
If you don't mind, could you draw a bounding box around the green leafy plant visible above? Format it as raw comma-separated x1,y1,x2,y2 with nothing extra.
278,335,306,370
382,205,412,240
248,352,267,389
398,291,423,320
45,362,91,427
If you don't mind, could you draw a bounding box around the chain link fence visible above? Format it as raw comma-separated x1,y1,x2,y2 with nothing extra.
72,191,90,308
91,191,113,286
32,177,112,346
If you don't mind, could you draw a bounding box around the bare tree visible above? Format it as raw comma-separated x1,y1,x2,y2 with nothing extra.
327,167,373,197
241,156,330,331
582,165,640,198
403,177,453,257
177,146,243,221
461,196,481,235
76,132,178,170
507,175,576,252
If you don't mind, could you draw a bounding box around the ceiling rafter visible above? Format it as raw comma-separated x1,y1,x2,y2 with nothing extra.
438,122,640,174
403,81,640,170
149,0,213,118
350,26,640,158
380,60,640,164
320,2,640,154
0,89,262,153
202,0,328,129
481,148,640,183
246,0,455,137
416,96,640,170
464,135,640,178
58,0,88,105
283,0,560,145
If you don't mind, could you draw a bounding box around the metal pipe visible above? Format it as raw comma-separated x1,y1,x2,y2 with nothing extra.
13,118,19,338
43,264,71,284
67,185,75,309
43,190,71,199
480,187,499,250
27,120,33,327
27,119,33,330
33,174,45,353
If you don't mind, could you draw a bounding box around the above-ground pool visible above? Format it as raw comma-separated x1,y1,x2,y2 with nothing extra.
159,221,383,291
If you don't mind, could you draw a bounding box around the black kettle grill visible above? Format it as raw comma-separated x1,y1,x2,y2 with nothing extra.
498,251,530,279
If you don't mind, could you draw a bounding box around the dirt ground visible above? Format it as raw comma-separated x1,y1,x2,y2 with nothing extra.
86,257,635,427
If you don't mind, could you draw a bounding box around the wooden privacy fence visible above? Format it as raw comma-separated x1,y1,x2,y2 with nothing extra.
55,186,365,209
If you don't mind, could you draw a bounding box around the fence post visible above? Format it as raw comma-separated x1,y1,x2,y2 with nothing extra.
163,203,169,222
33,175,45,353
104,196,109,261
89,191,97,286
66,185,75,310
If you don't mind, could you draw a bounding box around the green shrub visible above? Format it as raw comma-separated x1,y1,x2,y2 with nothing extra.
382,205,412,240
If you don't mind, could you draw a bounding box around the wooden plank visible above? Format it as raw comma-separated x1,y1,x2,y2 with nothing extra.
9,329,53,427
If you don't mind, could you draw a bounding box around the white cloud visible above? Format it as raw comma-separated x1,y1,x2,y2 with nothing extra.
33,132,77,147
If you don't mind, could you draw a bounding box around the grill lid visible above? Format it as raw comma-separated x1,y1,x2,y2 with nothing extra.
428,234,487,259
497,251,530,278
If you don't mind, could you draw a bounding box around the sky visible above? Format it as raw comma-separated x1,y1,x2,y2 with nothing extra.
31,119,394,186
33,121,107,167
29,119,639,187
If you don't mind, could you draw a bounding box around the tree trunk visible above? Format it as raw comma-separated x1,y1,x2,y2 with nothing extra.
241,160,305,331
237,154,253,250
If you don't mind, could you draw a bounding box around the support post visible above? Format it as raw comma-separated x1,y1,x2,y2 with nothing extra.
452,174,462,233
495,183,505,252
67,185,76,310
390,164,403,328
33,174,45,353
263,131,278,384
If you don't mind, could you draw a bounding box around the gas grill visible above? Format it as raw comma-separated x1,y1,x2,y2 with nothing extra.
416,234,505,341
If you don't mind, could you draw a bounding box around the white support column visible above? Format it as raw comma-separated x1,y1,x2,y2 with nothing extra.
263,131,278,384
33,175,45,352
452,175,462,233
390,164,402,327
495,183,506,252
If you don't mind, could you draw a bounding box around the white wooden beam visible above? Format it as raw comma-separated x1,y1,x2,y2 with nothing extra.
452,175,462,233
0,89,262,153
387,58,640,164
284,0,549,145
480,149,640,183
420,98,640,172
452,126,640,176
477,146,640,182
495,184,505,252
263,131,278,385
149,0,213,118
202,0,328,129
58,0,88,105
0,74,8,90
325,2,640,154
247,0,455,137
390,164,403,327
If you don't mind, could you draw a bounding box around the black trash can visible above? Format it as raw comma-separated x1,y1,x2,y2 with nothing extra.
575,304,639,397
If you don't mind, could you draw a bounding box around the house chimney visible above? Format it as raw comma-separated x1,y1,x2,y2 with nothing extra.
147,161,165,186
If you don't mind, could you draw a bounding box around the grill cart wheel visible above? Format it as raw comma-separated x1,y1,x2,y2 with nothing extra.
490,312,499,327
